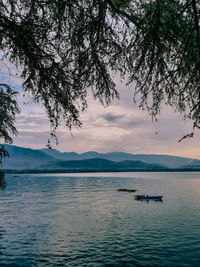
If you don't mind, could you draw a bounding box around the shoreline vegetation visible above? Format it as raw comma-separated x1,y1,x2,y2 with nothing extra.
3,168,200,174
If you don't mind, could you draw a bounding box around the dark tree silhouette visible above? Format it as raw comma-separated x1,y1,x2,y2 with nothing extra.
0,84,19,163
0,0,200,155
0,83,19,186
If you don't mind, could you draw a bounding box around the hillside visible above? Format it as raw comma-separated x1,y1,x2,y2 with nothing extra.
2,144,54,169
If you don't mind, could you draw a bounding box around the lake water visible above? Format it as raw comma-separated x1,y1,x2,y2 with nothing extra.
0,172,200,266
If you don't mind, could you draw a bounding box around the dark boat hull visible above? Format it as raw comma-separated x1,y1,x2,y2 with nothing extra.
135,195,163,201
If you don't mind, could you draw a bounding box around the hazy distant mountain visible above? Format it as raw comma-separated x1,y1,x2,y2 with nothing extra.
40,148,80,160
39,158,167,171
2,144,200,170
40,149,103,161
2,144,54,169
40,148,200,168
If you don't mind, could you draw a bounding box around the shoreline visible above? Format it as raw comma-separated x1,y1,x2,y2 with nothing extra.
3,168,200,174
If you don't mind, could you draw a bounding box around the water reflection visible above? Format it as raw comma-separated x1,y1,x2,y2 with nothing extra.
0,227,5,258
0,171,6,189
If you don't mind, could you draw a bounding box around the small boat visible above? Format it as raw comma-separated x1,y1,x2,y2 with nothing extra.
135,195,163,201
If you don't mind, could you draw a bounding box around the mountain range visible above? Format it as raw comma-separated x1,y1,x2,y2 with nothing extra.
2,144,200,172
40,148,200,168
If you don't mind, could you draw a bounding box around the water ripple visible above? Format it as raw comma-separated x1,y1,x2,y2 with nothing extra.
0,173,200,266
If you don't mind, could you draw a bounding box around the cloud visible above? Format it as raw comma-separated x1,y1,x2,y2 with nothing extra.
4,73,200,159
102,113,124,122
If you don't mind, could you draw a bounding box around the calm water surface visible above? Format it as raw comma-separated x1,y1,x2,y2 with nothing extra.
0,172,200,266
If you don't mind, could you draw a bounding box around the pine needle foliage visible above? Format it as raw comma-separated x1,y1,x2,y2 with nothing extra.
0,84,20,163
0,0,200,146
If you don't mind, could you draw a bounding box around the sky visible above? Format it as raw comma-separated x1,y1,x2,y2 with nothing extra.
8,77,200,160
1,4,200,160
1,55,200,159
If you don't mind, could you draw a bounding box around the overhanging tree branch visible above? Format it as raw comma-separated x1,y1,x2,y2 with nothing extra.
192,0,200,57
0,0,200,149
